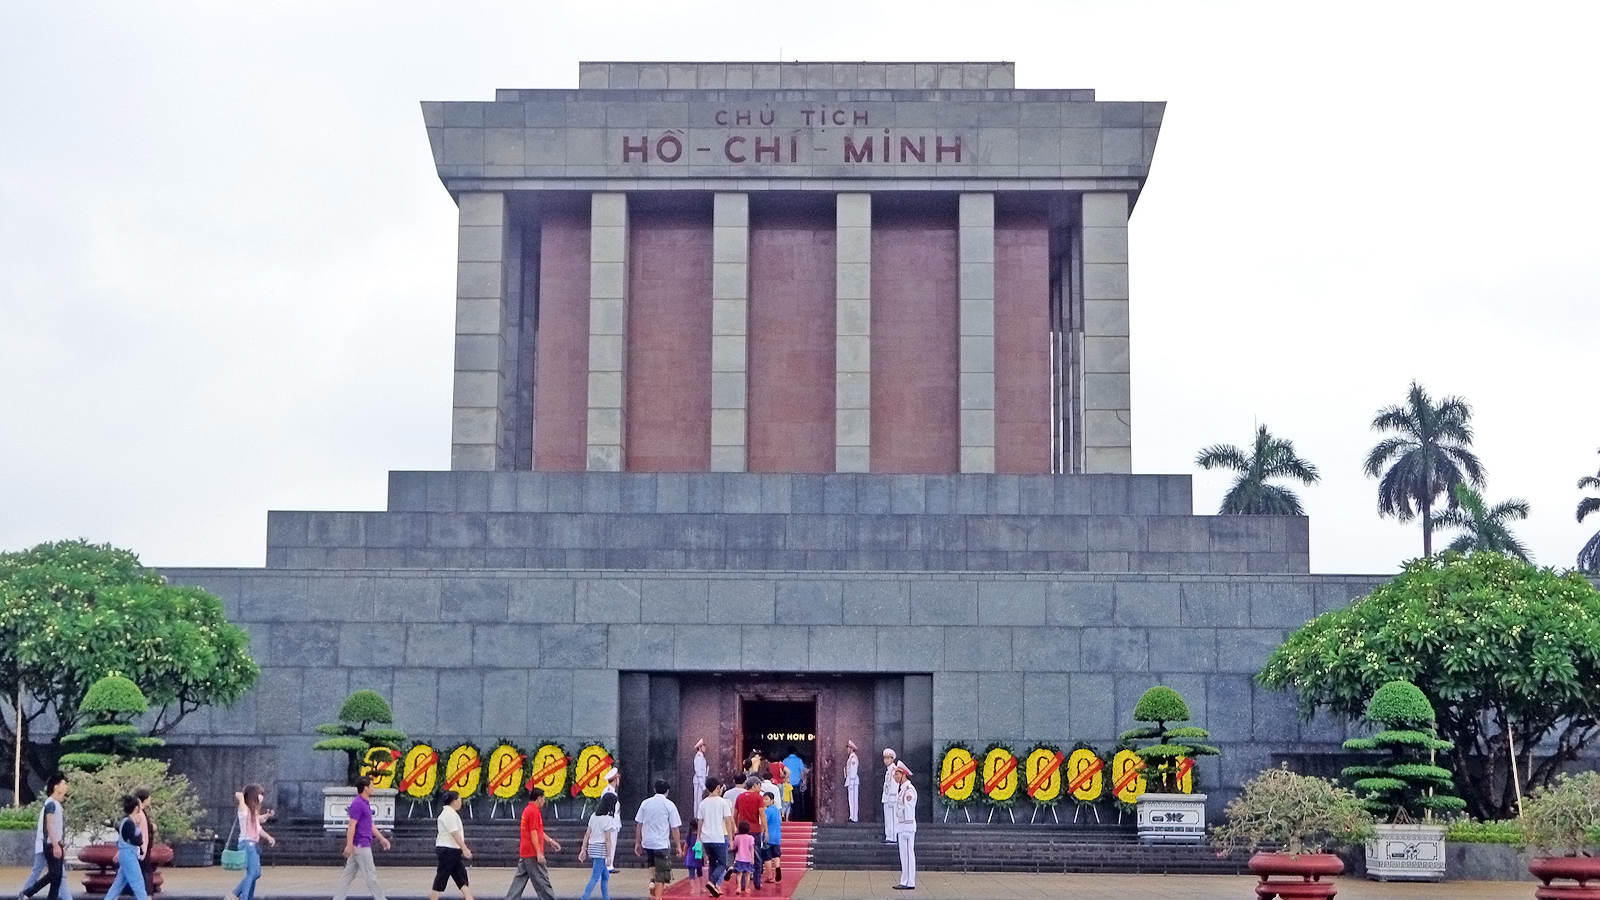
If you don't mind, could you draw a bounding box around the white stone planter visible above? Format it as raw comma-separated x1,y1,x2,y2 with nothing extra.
322,786,398,832
1135,792,1207,843
1366,822,1446,881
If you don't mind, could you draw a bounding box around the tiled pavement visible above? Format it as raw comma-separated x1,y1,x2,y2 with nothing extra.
0,865,1528,900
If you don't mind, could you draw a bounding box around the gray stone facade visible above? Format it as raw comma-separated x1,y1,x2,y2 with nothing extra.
162,471,1372,821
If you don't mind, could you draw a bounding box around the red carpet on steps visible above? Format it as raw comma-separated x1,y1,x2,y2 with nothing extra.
663,823,813,899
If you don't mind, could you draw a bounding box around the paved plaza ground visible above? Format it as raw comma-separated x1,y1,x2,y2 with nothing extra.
0,864,1528,900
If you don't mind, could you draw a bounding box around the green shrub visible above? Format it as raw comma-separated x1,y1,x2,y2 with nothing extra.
1210,765,1375,855
62,757,201,843
1518,771,1600,856
0,803,40,830
1446,820,1523,844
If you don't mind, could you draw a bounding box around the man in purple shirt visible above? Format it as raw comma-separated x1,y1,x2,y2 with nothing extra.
332,776,391,900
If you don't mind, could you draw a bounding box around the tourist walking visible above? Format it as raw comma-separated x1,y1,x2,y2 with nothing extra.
891,763,916,890
880,749,899,843
577,794,621,900
692,739,708,802
18,772,69,900
332,776,391,900
633,779,683,900
729,823,757,895
602,768,621,873
781,750,805,821
224,784,277,900
427,790,474,900
127,787,155,898
683,823,704,896
101,796,149,900
760,790,782,884
732,777,765,890
694,777,734,898
843,741,859,823
505,788,561,900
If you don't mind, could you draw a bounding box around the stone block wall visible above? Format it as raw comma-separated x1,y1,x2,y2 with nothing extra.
160,565,1383,820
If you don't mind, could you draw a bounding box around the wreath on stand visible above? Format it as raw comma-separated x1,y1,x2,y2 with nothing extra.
1021,742,1065,824
1062,742,1108,824
398,741,442,816
978,742,1021,822
483,740,530,818
1108,746,1147,819
569,742,615,818
442,741,486,812
936,742,978,821
526,742,571,818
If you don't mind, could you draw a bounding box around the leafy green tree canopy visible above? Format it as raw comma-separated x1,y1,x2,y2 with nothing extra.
1430,483,1532,561
1259,552,1600,820
1577,450,1600,575
0,540,260,784
1341,680,1464,821
1195,424,1320,515
1363,381,1486,557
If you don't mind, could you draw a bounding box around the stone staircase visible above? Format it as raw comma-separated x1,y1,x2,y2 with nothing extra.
808,823,1247,875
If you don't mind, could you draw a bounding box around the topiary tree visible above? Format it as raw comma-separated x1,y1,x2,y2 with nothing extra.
1258,551,1600,820
313,688,407,785
57,675,165,771
1119,685,1219,794
0,540,259,791
1341,680,1464,822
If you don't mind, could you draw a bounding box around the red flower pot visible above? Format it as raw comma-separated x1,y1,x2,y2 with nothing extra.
1247,852,1344,899
1529,855,1600,900
78,842,173,895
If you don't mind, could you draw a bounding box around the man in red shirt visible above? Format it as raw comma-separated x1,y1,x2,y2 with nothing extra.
733,776,767,890
505,788,561,900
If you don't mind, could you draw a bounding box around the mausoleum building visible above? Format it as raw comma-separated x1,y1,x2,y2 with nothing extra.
161,63,1380,825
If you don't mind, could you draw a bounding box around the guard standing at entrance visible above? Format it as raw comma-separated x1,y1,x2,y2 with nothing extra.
843,741,860,822
692,740,708,801
880,749,899,843
890,763,916,890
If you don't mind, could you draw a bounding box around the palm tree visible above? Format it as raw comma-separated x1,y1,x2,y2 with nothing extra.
1429,483,1532,561
1363,382,1486,556
1578,450,1600,574
1195,424,1320,515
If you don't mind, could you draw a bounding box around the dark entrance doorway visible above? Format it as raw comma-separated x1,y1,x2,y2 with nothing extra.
741,699,817,820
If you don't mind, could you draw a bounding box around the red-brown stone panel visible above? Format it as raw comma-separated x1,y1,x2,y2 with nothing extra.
748,196,837,472
627,198,714,471
870,196,960,473
995,205,1053,474
532,200,591,471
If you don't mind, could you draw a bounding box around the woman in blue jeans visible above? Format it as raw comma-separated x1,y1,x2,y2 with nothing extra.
102,797,149,900
577,793,620,900
225,784,277,900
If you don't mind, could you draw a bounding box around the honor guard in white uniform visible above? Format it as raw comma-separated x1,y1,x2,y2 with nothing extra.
843,740,860,822
692,739,708,801
881,748,899,843
891,763,917,890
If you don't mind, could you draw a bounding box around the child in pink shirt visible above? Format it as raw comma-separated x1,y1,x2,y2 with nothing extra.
730,823,758,895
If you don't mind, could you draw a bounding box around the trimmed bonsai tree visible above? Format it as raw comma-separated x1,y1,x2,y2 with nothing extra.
57,674,165,771
313,688,407,785
1211,765,1376,856
1341,680,1465,822
1119,685,1219,793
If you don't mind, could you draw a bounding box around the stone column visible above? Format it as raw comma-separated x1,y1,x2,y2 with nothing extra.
450,191,509,471
835,193,872,473
586,192,629,472
710,193,750,472
958,193,996,473
1081,192,1132,473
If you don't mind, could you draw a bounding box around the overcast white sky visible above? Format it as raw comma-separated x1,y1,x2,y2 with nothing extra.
2,1,1596,574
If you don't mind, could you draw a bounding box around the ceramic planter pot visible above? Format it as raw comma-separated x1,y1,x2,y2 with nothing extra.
322,786,398,832
1135,792,1207,843
1247,851,1344,899
1365,822,1446,881
1528,855,1600,899
79,842,174,894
